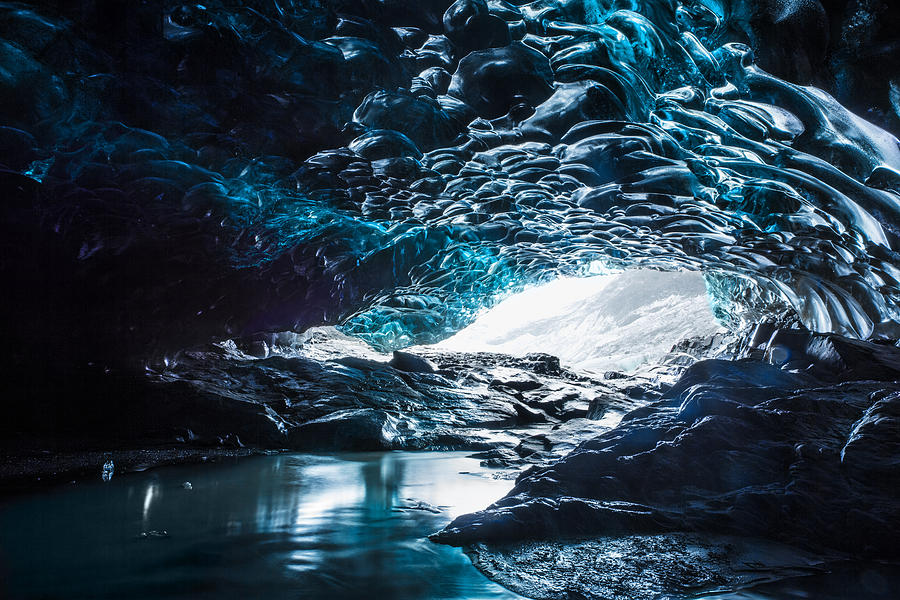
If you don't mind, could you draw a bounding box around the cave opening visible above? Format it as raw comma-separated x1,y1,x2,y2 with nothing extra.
429,268,725,373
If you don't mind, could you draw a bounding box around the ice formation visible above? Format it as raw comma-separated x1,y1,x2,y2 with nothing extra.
2,1,900,364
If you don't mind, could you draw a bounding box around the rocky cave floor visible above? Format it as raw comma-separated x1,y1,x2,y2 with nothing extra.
3,323,900,598
1,325,681,486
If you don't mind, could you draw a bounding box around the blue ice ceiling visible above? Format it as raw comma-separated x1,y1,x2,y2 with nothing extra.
2,0,900,362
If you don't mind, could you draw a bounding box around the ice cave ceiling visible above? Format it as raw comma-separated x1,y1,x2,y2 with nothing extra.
3,0,900,365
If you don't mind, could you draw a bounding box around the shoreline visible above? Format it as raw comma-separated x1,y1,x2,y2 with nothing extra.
0,446,276,495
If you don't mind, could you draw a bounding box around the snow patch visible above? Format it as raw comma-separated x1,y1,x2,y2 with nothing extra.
432,270,725,373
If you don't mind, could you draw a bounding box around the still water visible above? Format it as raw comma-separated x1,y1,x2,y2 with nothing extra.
0,452,524,600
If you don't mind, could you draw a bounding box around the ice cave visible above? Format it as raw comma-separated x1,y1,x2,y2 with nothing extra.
2,0,900,598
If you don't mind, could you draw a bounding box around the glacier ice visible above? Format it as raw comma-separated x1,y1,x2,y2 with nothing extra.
0,1,899,362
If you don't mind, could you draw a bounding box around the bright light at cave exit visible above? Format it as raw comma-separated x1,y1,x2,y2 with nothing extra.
432,269,726,374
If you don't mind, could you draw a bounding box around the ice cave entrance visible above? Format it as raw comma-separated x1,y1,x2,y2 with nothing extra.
431,269,725,373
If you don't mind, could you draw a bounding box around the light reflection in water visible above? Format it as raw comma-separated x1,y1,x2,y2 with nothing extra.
0,452,523,600
141,481,158,528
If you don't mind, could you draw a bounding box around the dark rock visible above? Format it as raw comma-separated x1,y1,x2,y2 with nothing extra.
470,447,521,468
514,434,550,457
389,350,437,373
522,353,562,376
288,408,406,451
525,390,589,420
510,400,550,424
464,535,830,600
490,374,543,392
0,334,634,471
435,339,900,560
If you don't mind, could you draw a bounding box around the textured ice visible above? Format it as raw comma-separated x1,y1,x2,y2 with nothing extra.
432,269,725,372
1,1,900,364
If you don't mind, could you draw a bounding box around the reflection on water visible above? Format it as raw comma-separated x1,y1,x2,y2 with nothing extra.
0,452,523,600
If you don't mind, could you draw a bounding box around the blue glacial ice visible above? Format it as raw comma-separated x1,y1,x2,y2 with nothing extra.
2,1,900,363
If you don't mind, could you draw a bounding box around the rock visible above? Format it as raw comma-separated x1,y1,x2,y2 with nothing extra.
101,460,114,482
524,389,589,420
138,530,170,540
288,408,407,451
510,400,549,424
522,353,562,376
464,534,830,600
389,350,437,373
489,372,543,392
435,342,900,560
470,447,521,468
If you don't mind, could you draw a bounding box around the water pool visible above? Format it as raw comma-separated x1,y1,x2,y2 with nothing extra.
0,452,523,600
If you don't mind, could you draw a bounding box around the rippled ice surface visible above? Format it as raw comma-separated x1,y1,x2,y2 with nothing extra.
0,452,523,600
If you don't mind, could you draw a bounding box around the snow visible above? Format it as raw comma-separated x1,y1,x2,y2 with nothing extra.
432,270,725,373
